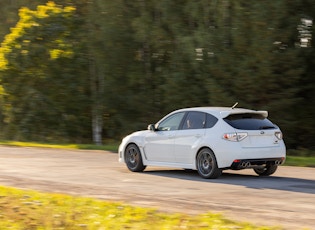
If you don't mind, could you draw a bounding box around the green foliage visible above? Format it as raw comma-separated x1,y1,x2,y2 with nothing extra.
0,186,282,229
0,2,91,142
203,1,307,148
0,0,314,150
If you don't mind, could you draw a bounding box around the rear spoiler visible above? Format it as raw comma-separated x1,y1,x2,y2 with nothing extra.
220,110,268,119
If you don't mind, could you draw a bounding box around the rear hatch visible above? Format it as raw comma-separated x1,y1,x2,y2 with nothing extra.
223,112,280,148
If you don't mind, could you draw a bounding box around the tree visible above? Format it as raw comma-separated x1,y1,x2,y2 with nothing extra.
0,0,314,152
0,2,91,142
203,1,307,149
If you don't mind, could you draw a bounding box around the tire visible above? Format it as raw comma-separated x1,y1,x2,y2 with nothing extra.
125,144,146,172
253,163,278,176
196,148,222,179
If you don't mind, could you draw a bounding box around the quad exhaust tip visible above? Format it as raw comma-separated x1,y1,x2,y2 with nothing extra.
240,160,281,168
233,159,283,169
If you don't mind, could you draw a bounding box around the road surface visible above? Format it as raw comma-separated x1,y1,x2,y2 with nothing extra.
0,146,314,229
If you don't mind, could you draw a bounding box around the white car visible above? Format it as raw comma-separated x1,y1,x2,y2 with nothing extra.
118,106,286,179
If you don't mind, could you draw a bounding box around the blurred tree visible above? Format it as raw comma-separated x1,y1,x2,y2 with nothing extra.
157,0,211,111
0,0,56,40
126,0,211,116
0,2,18,41
292,0,315,150
203,1,308,149
0,0,314,152
0,2,91,142
85,0,105,145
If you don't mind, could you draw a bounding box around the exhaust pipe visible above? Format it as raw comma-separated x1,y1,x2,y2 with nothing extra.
240,161,250,168
275,160,282,165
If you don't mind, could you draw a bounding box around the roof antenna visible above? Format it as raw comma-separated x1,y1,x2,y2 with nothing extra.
231,102,238,109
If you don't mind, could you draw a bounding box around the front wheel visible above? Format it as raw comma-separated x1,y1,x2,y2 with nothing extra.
196,148,222,179
253,164,278,176
125,144,146,172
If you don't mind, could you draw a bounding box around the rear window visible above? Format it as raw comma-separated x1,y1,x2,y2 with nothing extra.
223,113,276,130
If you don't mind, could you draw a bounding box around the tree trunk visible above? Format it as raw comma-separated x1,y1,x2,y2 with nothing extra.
89,55,104,145
88,0,104,145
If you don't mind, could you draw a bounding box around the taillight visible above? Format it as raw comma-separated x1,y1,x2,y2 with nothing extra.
275,131,283,140
223,132,248,142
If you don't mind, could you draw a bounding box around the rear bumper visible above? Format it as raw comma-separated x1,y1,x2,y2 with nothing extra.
230,157,285,170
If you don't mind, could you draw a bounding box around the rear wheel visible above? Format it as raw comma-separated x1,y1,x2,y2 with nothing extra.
196,148,222,179
125,144,146,172
253,163,277,176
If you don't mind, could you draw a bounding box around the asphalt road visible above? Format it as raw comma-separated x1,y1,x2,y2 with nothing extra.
0,146,314,229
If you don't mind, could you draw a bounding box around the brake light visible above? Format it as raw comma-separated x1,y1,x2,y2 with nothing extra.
275,131,283,140
223,132,248,142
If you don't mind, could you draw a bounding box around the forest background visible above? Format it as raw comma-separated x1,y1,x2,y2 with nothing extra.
0,0,314,155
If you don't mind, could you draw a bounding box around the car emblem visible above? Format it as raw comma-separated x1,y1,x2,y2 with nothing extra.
260,131,265,134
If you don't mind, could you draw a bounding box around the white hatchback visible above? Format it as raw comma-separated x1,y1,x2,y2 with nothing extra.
118,106,286,179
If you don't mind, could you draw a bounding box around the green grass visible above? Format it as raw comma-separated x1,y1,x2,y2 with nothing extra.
284,156,315,167
0,140,119,152
0,186,282,230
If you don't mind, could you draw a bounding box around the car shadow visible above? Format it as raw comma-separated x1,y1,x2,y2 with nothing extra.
143,168,315,195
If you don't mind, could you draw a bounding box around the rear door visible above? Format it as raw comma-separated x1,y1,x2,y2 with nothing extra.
173,111,206,164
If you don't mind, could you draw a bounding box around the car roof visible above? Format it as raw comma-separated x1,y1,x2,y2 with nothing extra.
173,107,268,118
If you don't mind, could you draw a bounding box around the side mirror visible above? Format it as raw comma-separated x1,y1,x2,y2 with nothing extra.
147,124,156,131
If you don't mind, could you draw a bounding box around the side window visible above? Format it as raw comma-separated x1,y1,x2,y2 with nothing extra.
157,112,185,131
205,114,218,128
182,112,206,130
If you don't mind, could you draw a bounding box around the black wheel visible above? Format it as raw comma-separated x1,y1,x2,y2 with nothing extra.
253,164,278,176
196,148,222,179
125,144,146,172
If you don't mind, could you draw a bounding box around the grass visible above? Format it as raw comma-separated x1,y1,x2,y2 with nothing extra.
284,156,315,167
0,186,282,230
0,140,119,152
